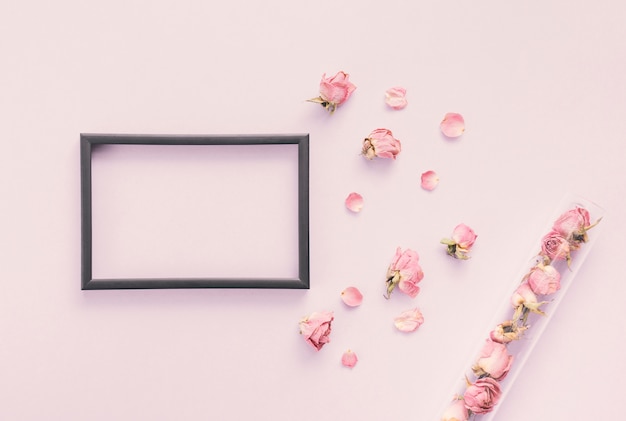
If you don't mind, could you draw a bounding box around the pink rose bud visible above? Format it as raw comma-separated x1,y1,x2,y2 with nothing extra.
361,128,401,160
552,207,593,246
440,112,465,138
345,192,364,213
527,263,561,295
394,308,425,332
341,349,358,368
384,86,408,110
299,311,334,351
440,399,469,421
541,230,571,263
490,320,528,344
463,377,502,415
441,223,477,259
511,282,538,308
307,71,356,113
385,247,424,299
472,339,514,381
421,170,440,191
341,286,363,307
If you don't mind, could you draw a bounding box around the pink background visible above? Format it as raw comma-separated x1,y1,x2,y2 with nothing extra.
1,1,625,420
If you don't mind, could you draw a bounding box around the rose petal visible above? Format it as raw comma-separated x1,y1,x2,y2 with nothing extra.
394,308,424,332
345,192,364,213
420,170,439,191
385,86,408,110
341,349,358,368
440,113,465,138
341,286,363,307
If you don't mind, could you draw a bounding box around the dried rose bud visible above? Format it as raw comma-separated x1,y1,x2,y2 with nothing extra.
299,311,334,351
385,247,423,299
361,128,401,160
307,71,356,113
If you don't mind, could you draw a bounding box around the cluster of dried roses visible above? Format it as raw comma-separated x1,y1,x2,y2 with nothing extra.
441,206,601,420
299,71,477,368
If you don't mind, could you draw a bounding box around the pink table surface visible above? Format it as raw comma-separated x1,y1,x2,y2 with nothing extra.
1,1,624,420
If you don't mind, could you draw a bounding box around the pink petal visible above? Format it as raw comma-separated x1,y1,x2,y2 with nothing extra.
345,192,364,213
440,113,465,138
394,308,424,332
421,170,439,191
341,286,363,307
385,86,408,110
341,349,358,368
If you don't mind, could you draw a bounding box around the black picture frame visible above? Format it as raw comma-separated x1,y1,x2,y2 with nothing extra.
80,133,309,290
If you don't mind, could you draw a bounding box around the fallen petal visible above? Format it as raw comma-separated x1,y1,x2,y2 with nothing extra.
385,86,408,110
341,286,363,307
394,308,424,332
341,349,358,368
421,170,439,191
440,113,465,138
345,192,364,213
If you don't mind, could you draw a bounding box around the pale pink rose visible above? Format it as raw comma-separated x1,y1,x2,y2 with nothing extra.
299,311,334,351
440,113,465,138
441,224,477,259
385,86,408,110
345,192,364,213
308,71,356,113
511,282,538,308
341,349,358,368
541,230,570,262
394,308,424,332
527,264,561,295
341,286,363,307
472,339,514,381
452,224,477,249
385,247,424,298
553,207,591,244
441,399,469,421
421,170,439,191
463,377,502,415
361,128,402,160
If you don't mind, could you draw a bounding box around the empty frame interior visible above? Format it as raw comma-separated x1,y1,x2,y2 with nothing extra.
81,134,309,289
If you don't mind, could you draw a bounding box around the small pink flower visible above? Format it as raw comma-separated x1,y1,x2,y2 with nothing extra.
472,339,514,381
299,311,334,351
541,230,571,263
341,349,358,368
394,308,424,332
463,377,502,415
441,398,469,421
385,247,424,299
385,86,408,110
307,71,356,113
440,113,465,138
441,223,477,259
361,128,402,160
553,207,592,246
511,282,547,316
341,287,363,307
421,170,439,191
527,264,561,295
345,192,364,213
511,282,537,308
